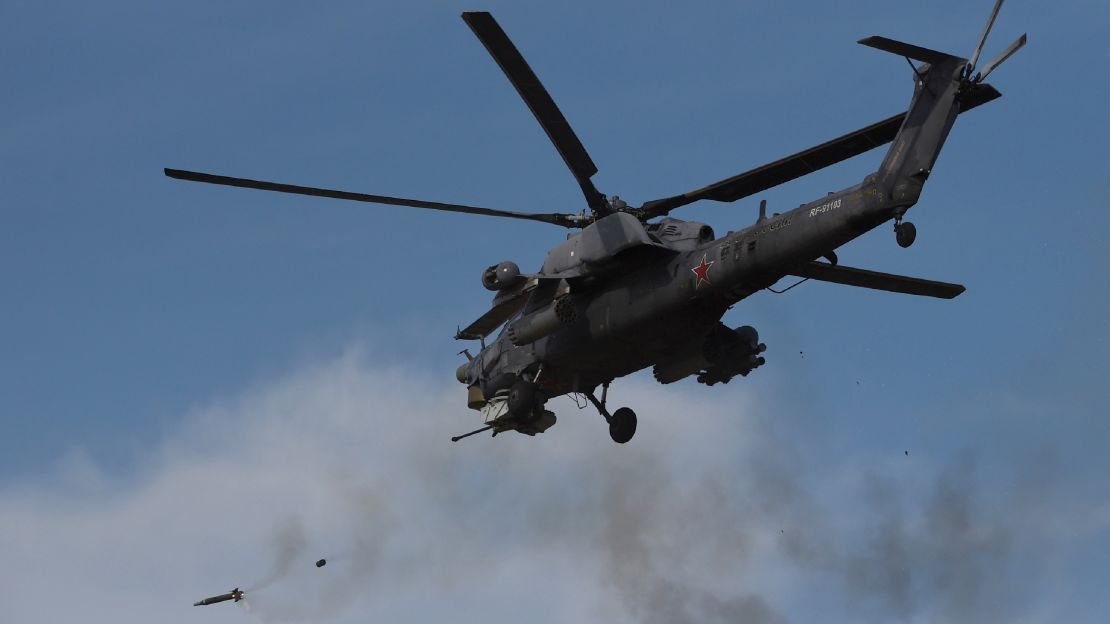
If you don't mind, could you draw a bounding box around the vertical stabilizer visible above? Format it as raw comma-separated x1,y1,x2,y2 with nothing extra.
873,52,966,209
860,0,1025,214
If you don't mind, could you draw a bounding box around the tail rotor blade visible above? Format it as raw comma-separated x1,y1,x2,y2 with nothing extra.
968,0,1005,72
975,33,1026,82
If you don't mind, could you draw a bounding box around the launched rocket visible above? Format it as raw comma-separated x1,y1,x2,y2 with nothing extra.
193,588,244,606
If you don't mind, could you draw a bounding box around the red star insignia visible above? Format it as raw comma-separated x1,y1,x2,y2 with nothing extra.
691,254,714,288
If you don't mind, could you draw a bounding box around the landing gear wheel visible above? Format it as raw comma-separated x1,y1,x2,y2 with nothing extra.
895,221,917,248
507,380,536,418
608,407,637,444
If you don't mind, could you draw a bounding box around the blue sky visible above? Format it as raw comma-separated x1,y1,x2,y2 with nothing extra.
2,1,1108,622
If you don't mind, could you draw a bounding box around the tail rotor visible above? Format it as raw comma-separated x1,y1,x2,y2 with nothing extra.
967,0,1005,75
964,0,1027,84
973,33,1027,83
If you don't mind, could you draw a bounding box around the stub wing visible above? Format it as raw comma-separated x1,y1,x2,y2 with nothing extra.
788,261,965,299
456,280,538,340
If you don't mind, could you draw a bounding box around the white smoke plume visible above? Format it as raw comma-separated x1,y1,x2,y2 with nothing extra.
0,349,1090,623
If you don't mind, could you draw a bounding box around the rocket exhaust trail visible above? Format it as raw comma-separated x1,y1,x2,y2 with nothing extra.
247,519,307,592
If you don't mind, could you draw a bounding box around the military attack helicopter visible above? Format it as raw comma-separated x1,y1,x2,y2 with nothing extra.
166,3,1025,444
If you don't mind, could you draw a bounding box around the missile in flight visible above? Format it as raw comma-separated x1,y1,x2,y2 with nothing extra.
193,588,244,606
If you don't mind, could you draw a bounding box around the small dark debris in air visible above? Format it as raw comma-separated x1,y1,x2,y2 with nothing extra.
316,559,327,568
904,450,909,456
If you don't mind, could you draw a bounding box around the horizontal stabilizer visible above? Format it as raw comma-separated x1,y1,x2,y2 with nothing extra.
788,261,965,299
857,36,964,65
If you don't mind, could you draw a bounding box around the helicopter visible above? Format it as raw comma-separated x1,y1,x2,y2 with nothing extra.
165,3,1025,444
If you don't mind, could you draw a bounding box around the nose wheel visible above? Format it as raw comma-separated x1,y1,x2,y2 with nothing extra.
586,383,638,444
608,407,637,444
895,219,917,248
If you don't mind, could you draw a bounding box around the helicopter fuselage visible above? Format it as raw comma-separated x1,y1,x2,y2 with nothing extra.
468,174,891,402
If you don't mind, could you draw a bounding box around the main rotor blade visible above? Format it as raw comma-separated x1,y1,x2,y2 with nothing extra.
638,112,906,218
638,85,1001,219
461,12,608,213
975,33,1026,82
164,168,583,228
969,0,1005,71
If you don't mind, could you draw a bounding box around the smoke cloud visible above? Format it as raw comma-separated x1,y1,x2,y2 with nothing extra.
248,518,307,593
0,349,1086,623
